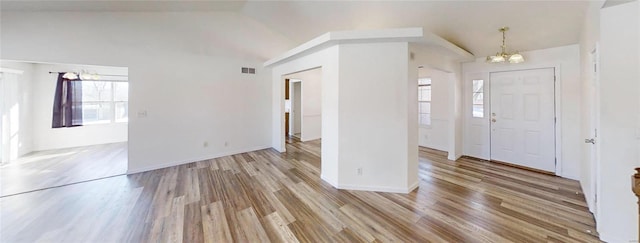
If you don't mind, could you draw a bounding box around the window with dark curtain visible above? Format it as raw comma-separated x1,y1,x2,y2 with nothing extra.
52,73,83,128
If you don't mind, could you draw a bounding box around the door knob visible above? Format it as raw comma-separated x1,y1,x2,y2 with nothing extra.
584,138,596,144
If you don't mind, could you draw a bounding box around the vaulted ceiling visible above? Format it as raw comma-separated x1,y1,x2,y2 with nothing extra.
1,0,590,58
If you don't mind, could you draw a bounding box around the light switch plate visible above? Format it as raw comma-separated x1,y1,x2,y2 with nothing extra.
137,110,148,118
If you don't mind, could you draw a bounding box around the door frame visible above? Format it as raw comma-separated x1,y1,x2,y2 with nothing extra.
288,79,302,136
486,66,562,175
589,43,601,220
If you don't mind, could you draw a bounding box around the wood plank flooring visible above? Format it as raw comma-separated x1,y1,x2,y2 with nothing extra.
0,142,127,197
0,139,600,242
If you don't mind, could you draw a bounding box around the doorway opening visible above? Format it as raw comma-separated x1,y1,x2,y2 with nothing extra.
282,67,322,144
0,60,129,197
289,80,302,139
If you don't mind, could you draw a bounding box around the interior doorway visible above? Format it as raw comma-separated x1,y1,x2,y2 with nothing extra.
290,80,302,139
489,68,556,173
0,60,129,197
281,67,322,144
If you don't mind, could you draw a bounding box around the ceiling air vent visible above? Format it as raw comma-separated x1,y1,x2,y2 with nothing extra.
241,67,256,74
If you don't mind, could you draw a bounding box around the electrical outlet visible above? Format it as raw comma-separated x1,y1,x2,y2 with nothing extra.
224,141,229,147
357,168,363,176
203,141,208,148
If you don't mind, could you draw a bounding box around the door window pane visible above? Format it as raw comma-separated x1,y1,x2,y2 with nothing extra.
472,80,484,118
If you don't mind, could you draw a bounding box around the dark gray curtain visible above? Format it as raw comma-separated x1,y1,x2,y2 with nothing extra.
52,73,83,128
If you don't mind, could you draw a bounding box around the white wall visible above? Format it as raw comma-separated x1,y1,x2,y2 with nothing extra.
28,63,128,151
596,1,639,241
337,42,417,192
0,61,35,162
462,44,582,180
285,68,322,141
417,67,450,151
1,11,284,173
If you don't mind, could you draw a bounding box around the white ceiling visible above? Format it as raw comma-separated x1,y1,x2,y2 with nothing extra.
1,0,590,58
0,0,247,12
240,1,589,57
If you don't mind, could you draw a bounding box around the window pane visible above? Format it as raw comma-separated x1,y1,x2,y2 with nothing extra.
472,79,484,118
419,113,431,126
419,102,431,114
114,82,129,102
82,81,112,102
472,79,484,93
472,92,484,105
418,78,431,85
115,102,128,122
418,86,431,101
473,105,484,118
82,102,112,124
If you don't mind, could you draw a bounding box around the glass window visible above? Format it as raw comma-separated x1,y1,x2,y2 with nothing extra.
418,78,432,126
472,79,484,118
80,81,128,124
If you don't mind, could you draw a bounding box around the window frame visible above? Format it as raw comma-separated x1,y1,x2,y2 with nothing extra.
418,77,432,127
78,81,129,125
471,79,484,118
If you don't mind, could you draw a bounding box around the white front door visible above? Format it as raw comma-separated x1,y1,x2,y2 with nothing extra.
490,68,556,172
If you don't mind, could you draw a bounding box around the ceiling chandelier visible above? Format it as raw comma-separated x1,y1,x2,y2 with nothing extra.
486,27,524,64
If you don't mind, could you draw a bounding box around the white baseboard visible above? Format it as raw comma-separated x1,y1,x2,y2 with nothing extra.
321,175,420,194
301,136,321,142
407,180,420,192
127,145,271,174
320,174,339,188
599,232,631,243
419,144,448,152
337,182,418,194
448,153,462,161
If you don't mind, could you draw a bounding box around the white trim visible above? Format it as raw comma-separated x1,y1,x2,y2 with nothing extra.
599,233,629,243
126,145,270,174
0,67,24,74
554,66,563,177
300,136,321,142
336,181,419,194
321,174,339,188
265,28,425,67
264,28,473,67
448,153,462,161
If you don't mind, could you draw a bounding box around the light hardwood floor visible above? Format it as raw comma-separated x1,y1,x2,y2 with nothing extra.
0,142,127,197
0,139,600,242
